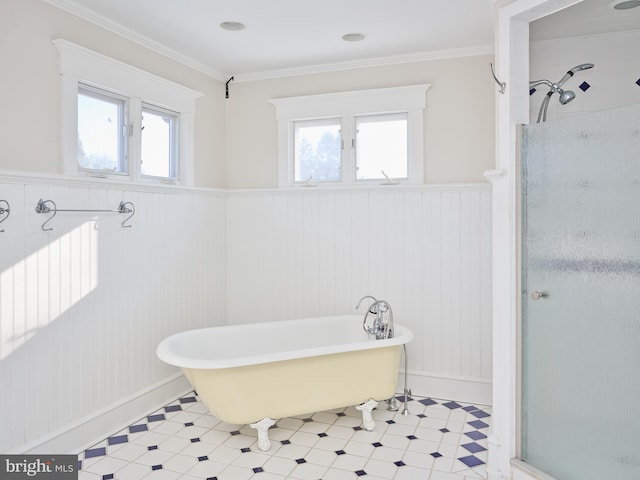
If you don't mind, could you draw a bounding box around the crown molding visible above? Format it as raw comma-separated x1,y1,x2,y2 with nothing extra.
44,0,494,83
235,44,494,82
43,0,228,82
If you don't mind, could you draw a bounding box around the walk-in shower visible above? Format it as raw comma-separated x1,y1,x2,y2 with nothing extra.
530,63,594,122
521,104,640,480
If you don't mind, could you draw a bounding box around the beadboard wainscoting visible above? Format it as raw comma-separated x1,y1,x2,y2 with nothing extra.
226,185,492,405
0,177,227,454
1,178,491,455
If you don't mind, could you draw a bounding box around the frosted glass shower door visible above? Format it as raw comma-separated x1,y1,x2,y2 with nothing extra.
521,104,640,480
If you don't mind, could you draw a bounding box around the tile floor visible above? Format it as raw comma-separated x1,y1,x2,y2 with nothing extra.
78,393,490,480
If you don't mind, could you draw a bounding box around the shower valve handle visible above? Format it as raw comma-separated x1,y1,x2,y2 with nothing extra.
530,291,548,300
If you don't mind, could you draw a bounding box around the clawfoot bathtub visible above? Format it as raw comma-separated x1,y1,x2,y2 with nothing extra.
157,315,413,451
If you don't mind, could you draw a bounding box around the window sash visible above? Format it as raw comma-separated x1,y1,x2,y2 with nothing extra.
354,113,408,182
77,84,128,175
141,103,179,180
293,118,342,184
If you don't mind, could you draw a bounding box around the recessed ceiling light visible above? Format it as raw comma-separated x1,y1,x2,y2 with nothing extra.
608,0,640,10
342,33,367,42
220,21,246,31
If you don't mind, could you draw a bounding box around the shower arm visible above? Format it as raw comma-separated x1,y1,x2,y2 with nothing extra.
529,79,562,93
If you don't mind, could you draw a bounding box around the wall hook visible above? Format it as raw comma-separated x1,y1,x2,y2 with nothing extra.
490,63,506,94
35,198,57,232
225,76,235,99
119,201,135,228
0,199,10,232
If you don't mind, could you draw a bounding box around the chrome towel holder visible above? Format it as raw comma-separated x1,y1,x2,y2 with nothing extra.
35,198,135,231
0,199,9,232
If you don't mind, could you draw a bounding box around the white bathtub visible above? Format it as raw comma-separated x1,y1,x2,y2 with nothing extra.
157,314,413,450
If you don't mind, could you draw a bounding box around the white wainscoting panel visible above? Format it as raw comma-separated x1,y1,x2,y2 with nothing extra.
0,178,227,453
1,179,491,453
226,185,492,403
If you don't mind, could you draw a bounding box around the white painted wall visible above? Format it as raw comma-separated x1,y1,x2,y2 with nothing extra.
225,55,496,188
0,0,226,188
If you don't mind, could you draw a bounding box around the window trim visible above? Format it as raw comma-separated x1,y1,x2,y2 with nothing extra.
54,39,202,186
270,84,430,187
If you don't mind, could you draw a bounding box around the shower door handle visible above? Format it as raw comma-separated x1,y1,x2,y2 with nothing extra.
530,291,548,300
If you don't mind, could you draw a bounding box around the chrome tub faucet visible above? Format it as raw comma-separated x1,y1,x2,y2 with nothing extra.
355,295,394,339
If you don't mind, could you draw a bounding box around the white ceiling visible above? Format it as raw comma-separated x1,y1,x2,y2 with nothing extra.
44,0,640,81
530,0,640,41
44,0,495,79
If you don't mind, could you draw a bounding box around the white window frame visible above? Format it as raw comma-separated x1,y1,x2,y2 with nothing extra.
140,102,180,181
270,85,430,187
77,83,129,176
54,39,202,186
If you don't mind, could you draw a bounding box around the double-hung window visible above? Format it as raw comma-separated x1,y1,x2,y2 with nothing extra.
271,85,429,187
54,39,202,185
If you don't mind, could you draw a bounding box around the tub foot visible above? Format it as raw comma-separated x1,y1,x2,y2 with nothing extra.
356,399,378,431
250,417,276,451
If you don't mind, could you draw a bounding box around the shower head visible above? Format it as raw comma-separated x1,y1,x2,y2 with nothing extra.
530,63,593,123
529,79,574,105
558,89,575,105
557,63,595,86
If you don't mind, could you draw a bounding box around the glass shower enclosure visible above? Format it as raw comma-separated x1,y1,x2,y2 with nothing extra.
521,104,640,480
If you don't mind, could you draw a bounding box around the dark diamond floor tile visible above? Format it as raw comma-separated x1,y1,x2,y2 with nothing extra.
108,435,128,446
468,420,489,429
129,424,148,434
465,430,487,441
85,448,106,459
462,442,487,454
458,455,484,468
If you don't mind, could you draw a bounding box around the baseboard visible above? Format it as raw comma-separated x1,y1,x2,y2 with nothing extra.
511,459,558,480
399,370,492,406
17,373,191,455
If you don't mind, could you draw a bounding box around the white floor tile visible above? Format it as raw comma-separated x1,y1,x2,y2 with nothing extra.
161,453,198,474
331,453,368,471
392,465,431,480
365,458,399,478
289,461,329,480
185,460,228,478
321,467,357,480
109,442,148,462
78,393,491,480
263,456,297,476
207,445,242,464
83,456,129,475
343,440,375,458
303,447,337,467
141,469,181,480
115,461,150,480
429,470,468,480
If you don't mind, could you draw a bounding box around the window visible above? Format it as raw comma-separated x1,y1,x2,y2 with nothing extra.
141,104,179,180
54,39,202,185
271,85,429,187
355,113,408,181
293,119,341,183
77,85,128,174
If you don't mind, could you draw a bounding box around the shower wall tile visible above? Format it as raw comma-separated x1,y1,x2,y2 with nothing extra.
529,30,640,124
